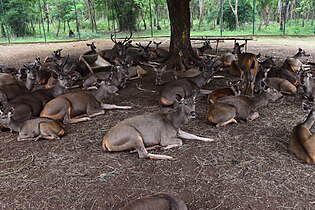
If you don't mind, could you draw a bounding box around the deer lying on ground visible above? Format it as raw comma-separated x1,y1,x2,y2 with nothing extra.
103,91,213,160
267,66,300,86
159,57,214,106
220,52,236,67
206,85,282,127
0,64,17,74
120,193,188,210
259,56,276,68
233,42,259,96
2,59,74,123
283,48,310,72
194,40,212,56
150,41,169,60
40,79,131,124
0,73,17,86
0,64,37,106
255,67,297,95
290,107,315,164
0,107,64,141
300,71,315,102
207,80,242,104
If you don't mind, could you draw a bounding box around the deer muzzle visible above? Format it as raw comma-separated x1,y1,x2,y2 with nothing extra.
190,111,196,119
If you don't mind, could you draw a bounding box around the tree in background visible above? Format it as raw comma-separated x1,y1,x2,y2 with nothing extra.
112,0,139,31
223,0,252,30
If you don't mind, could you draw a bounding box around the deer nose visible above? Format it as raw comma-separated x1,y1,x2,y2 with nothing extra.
190,111,196,119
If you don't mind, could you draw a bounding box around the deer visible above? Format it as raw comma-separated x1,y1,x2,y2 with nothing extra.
226,60,242,77
120,193,188,210
0,107,65,141
194,40,212,56
159,57,215,106
40,78,132,124
102,91,213,160
206,85,282,127
207,80,242,104
0,64,17,74
290,107,315,164
259,56,276,68
300,71,315,102
233,42,259,96
2,59,74,123
267,66,300,86
220,52,236,67
255,67,297,95
283,48,310,72
0,64,37,106
151,41,169,59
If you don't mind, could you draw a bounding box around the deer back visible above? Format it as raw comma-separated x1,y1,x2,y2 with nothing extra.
300,72,315,102
290,108,315,164
283,48,309,72
120,193,188,210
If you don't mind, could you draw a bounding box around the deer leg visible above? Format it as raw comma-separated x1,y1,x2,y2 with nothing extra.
177,130,214,142
34,134,61,141
217,118,238,127
17,136,36,141
101,103,132,110
130,145,162,153
63,106,92,124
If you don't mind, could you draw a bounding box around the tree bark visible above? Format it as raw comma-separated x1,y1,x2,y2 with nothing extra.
43,0,50,33
198,0,205,30
228,0,239,30
165,0,200,71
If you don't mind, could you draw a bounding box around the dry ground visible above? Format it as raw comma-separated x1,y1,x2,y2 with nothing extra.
1,36,315,210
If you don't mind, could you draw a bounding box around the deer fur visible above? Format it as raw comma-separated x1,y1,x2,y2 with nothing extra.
267,66,300,86
159,57,214,106
290,108,315,164
40,79,131,124
233,42,259,96
300,71,315,102
120,193,188,210
103,91,213,160
207,80,242,104
206,86,282,127
283,48,310,72
0,107,64,141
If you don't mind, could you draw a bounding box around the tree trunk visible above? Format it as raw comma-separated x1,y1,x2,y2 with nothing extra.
228,0,239,30
164,0,200,71
265,4,270,26
85,0,97,33
198,0,205,30
56,19,61,37
43,0,50,33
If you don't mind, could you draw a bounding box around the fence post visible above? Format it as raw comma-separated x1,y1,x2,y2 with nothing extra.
283,0,289,35
73,0,81,40
0,0,10,43
38,0,47,42
219,0,223,36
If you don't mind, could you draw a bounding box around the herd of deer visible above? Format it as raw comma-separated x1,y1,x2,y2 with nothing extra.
1,34,315,208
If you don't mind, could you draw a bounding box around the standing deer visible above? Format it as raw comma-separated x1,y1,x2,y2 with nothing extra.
206,86,282,127
283,48,310,72
102,91,213,160
159,57,214,106
40,79,131,124
290,108,315,164
233,42,259,96
120,193,188,210
0,107,64,141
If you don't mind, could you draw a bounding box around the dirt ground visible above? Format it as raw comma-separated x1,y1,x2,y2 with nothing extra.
1,36,315,210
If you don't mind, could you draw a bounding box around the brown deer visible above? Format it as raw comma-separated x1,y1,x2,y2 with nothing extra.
267,66,300,86
300,71,315,102
159,57,215,106
255,67,297,95
283,48,310,72
40,79,131,124
0,107,64,141
194,40,212,56
220,52,236,67
102,91,213,160
290,108,315,164
207,80,242,104
233,42,259,96
120,193,188,210
206,86,282,127
151,41,169,59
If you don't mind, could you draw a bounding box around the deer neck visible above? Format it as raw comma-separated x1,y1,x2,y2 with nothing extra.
92,84,108,102
48,82,67,97
302,110,315,129
166,108,190,130
293,52,302,59
251,92,272,109
24,77,36,91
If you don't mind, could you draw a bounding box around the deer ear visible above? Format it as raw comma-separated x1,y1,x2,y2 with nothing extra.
175,94,183,103
8,107,15,117
191,90,197,100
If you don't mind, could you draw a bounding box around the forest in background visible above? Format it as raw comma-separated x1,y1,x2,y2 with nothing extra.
0,0,315,43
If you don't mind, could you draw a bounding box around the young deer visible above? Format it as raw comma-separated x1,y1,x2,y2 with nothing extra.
290,108,315,164
102,91,213,160
267,66,300,86
120,193,188,210
0,107,64,141
207,80,242,104
206,86,282,127
233,42,259,96
283,48,310,72
159,57,214,106
40,79,131,124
